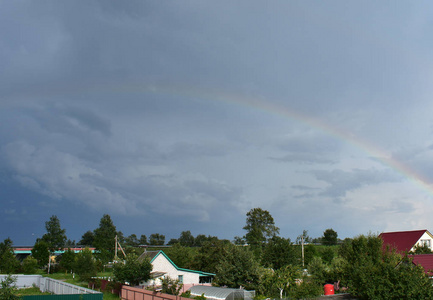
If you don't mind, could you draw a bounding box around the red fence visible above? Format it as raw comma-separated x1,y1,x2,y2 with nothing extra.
121,286,191,300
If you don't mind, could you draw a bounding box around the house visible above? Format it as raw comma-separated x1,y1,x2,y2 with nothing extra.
379,229,433,254
408,254,433,276
138,250,214,291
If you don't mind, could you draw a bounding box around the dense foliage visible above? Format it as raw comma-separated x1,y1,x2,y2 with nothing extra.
0,238,20,274
0,274,18,300
93,214,117,263
243,208,280,247
113,253,152,286
6,211,433,299
339,234,433,299
74,247,97,281
41,215,67,251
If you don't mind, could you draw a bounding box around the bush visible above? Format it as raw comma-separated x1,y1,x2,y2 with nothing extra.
22,256,39,274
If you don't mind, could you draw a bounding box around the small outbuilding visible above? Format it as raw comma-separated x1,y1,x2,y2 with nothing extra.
188,285,255,300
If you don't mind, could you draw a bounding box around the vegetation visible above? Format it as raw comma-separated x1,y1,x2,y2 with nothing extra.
22,256,38,274
41,215,67,251
6,211,433,299
0,238,20,274
113,253,152,286
160,277,183,295
94,214,118,264
243,208,280,247
0,274,18,300
74,247,97,281
339,234,433,299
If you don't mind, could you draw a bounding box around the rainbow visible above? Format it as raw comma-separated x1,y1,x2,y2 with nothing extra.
14,81,433,197
129,83,433,197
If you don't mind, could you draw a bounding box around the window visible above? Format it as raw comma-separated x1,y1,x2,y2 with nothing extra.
420,239,431,248
178,275,183,283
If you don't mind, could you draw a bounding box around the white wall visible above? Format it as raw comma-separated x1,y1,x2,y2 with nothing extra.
412,232,433,251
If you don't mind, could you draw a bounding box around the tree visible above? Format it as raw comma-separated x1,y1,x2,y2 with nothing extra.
193,240,232,274
31,240,50,268
79,231,94,246
0,238,19,274
243,208,279,247
167,239,179,245
194,235,218,247
113,253,152,286
296,230,312,245
262,265,299,298
340,234,433,299
125,234,139,247
93,214,117,263
322,228,338,246
262,236,298,270
214,244,261,290
59,248,76,273
0,274,18,300
22,256,38,274
160,277,183,295
41,215,67,251
233,236,246,246
164,243,197,269
74,248,97,281
139,235,148,245
411,243,433,254
149,233,165,245
178,231,195,247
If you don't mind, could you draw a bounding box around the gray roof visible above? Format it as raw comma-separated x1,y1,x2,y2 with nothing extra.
188,286,253,300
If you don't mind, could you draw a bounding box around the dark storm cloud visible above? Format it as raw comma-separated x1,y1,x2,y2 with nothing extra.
2,1,433,244
312,168,403,199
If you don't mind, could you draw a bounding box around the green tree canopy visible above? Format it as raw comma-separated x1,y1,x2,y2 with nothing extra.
139,235,148,245
31,240,50,267
41,215,67,251
340,234,433,299
59,248,76,273
93,214,117,262
193,240,232,274
125,234,139,247
164,243,197,269
262,236,298,270
149,233,165,245
74,247,97,281
243,208,279,247
113,253,152,286
0,238,20,274
214,244,261,290
261,265,300,299
79,231,94,246
0,274,18,300
22,256,38,274
322,228,338,246
178,230,195,247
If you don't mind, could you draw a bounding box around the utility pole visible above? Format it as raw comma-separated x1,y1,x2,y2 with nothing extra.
301,236,305,268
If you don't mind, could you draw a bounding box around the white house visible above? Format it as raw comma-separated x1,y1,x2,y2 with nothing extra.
138,250,214,291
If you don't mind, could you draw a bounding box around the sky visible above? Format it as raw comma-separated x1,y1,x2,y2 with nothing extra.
2,1,433,246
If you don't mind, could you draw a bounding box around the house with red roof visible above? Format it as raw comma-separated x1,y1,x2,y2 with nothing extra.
379,229,433,254
408,254,433,275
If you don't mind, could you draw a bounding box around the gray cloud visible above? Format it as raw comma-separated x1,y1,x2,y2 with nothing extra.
2,1,433,244
312,168,403,199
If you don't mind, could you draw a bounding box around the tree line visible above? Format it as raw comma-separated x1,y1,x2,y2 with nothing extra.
2,208,433,299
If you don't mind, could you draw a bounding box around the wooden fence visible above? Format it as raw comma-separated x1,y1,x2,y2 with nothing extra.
121,286,191,300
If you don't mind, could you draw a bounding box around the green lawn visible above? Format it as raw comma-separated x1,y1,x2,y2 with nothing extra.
43,272,119,300
17,287,51,296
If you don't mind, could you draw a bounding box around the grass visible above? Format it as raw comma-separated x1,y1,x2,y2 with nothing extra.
16,287,51,296
41,271,119,300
